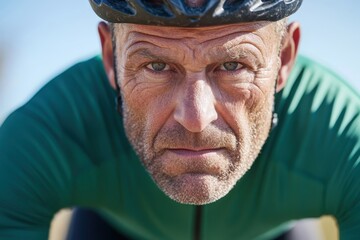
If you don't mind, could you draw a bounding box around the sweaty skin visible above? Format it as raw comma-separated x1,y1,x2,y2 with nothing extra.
101,21,297,205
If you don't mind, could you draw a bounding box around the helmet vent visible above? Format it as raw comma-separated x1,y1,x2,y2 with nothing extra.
223,0,246,12
250,0,282,12
139,0,173,17
106,0,135,15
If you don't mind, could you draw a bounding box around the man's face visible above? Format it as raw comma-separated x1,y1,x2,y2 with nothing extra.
113,22,282,205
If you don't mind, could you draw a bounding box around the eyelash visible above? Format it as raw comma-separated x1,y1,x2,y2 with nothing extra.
145,62,170,72
218,62,244,72
142,62,179,81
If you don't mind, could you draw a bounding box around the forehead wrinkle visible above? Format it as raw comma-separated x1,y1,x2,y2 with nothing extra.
120,21,272,43
125,30,198,54
228,31,275,63
222,32,266,50
194,31,267,65
125,32,181,49
121,20,272,42
119,22,276,69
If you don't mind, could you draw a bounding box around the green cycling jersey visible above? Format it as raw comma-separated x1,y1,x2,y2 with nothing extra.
0,55,359,239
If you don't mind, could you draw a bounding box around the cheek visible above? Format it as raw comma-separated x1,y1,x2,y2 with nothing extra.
218,83,269,114
214,88,252,139
121,80,176,141
216,78,275,137
247,85,271,111
247,67,278,110
216,72,274,112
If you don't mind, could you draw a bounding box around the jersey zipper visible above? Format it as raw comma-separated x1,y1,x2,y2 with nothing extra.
193,205,203,240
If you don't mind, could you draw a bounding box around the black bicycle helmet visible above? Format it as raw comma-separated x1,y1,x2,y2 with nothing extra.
89,0,302,27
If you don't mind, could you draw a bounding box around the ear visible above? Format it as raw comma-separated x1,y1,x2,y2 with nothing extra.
98,22,116,89
276,22,301,92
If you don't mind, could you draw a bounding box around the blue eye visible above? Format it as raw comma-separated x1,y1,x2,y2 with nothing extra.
147,62,169,71
220,62,242,71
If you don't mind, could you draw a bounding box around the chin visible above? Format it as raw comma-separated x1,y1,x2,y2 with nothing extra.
153,167,248,205
165,175,233,205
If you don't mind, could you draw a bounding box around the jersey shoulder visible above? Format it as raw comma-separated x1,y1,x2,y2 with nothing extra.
0,56,124,238
273,55,359,178
272,55,360,238
283,55,359,109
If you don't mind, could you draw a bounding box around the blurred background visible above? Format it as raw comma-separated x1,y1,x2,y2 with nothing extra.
1,1,359,239
0,1,359,123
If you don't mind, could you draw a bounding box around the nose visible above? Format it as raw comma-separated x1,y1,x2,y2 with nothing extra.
174,77,218,132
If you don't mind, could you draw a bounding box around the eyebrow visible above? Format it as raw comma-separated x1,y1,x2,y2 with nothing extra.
128,48,174,63
206,45,263,67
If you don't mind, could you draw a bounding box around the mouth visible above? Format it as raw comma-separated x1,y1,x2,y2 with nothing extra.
159,147,229,177
167,148,225,157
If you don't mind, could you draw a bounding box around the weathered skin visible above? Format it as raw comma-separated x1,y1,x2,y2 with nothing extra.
98,20,300,205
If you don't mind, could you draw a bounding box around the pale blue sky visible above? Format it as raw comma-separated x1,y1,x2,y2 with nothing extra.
0,1,359,122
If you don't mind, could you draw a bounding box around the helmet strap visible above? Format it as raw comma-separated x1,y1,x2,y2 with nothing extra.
113,60,123,115
115,93,122,114
271,113,278,130
271,78,279,130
